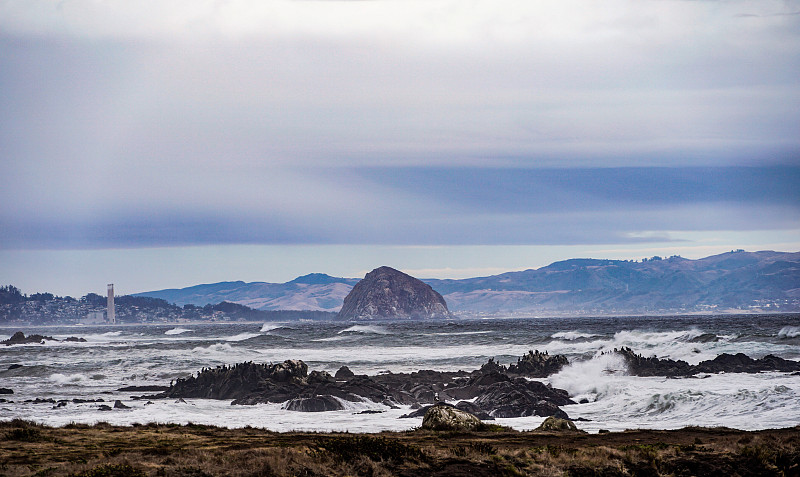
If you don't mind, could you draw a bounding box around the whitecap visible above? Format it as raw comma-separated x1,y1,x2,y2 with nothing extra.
337,325,389,335
165,328,193,335
223,333,262,342
778,326,800,339
260,323,285,332
49,373,89,384
551,331,597,341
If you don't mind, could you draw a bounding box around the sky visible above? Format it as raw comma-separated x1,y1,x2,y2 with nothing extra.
1,0,799,298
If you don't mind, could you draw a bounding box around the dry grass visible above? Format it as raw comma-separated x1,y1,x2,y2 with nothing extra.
1,420,798,476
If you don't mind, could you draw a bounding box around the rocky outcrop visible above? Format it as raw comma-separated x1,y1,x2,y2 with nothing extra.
2,331,85,346
473,350,569,378
421,404,482,431
2,332,55,345
164,360,310,400
161,352,576,418
615,347,800,377
536,416,585,433
335,366,355,379
284,395,345,412
337,266,451,320
508,350,569,377
472,379,572,419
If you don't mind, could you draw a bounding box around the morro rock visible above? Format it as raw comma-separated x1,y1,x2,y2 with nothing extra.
337,266,452,320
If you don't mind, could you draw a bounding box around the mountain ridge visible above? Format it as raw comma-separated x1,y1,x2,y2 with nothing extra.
134,250,800,315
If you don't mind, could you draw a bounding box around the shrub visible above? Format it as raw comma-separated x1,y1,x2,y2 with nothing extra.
313,435,428,464
70,463,146,477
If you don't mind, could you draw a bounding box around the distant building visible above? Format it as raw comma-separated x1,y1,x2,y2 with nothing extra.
107,284,115,324
83,311,106,325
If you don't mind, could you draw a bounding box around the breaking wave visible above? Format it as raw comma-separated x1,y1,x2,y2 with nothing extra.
338,325,390,335
551,331,598,341
165,328,193,335
778,326,800,339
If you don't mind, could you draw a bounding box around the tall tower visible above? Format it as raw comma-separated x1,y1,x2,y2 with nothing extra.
107,284,115,324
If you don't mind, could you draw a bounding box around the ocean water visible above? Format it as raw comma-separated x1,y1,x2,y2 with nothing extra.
1,314,798,433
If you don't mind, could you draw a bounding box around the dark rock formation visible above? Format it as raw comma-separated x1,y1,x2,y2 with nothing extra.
422,403,482,431
615,347,800,377
164,360,309,400
472,379,572,419
508,350,569,377
285,395,345,412
113,400,130,409
0,388,13,394
8,364,23,370
337,266,451,320
2,332,54,345
473,351,569,378
335,366,355,379
162,356,575,417
2,332,85,346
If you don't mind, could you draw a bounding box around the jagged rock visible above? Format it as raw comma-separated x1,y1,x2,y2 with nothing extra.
337,266,452,320
8,364,23,370
614,347,694,377
421,403,482,431
615,347,800,376
113,400,130,409
536,416,585,433
164,360,309,400
478,358,507,375
2,332,54,345
472,379,573,419
98,404,112,411
284,395,345,412
308,370,336,384
2,332,86,346
454,401,494,420
162,354,575,419
0,388,13,394
335,366,355,379
508,350,569,377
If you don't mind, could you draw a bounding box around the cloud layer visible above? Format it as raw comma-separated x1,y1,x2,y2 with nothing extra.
2,0,799,251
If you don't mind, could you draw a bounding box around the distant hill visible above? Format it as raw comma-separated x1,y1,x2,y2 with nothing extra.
135,251,800,315
134,275,359,312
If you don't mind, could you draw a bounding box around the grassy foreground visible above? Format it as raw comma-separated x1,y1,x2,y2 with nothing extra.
1,420,798,476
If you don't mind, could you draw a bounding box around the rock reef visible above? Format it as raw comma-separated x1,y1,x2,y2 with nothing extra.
614,347,800,376
159,350,574,419
1,331,86,345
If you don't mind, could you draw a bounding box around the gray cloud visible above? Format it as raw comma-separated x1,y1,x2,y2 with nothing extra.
2,1,799,251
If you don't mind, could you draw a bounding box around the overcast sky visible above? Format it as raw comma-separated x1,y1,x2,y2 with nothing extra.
1,0,799,297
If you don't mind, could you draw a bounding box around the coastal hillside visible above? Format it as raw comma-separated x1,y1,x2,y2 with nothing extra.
135,250,800,315
134,274,359,312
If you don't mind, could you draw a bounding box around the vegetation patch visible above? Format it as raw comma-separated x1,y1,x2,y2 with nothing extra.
313,435,428,464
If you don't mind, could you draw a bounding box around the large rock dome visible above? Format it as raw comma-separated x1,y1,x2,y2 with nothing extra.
337,266,451,320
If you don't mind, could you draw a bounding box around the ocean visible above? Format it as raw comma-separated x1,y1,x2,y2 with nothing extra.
1,314,798,433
